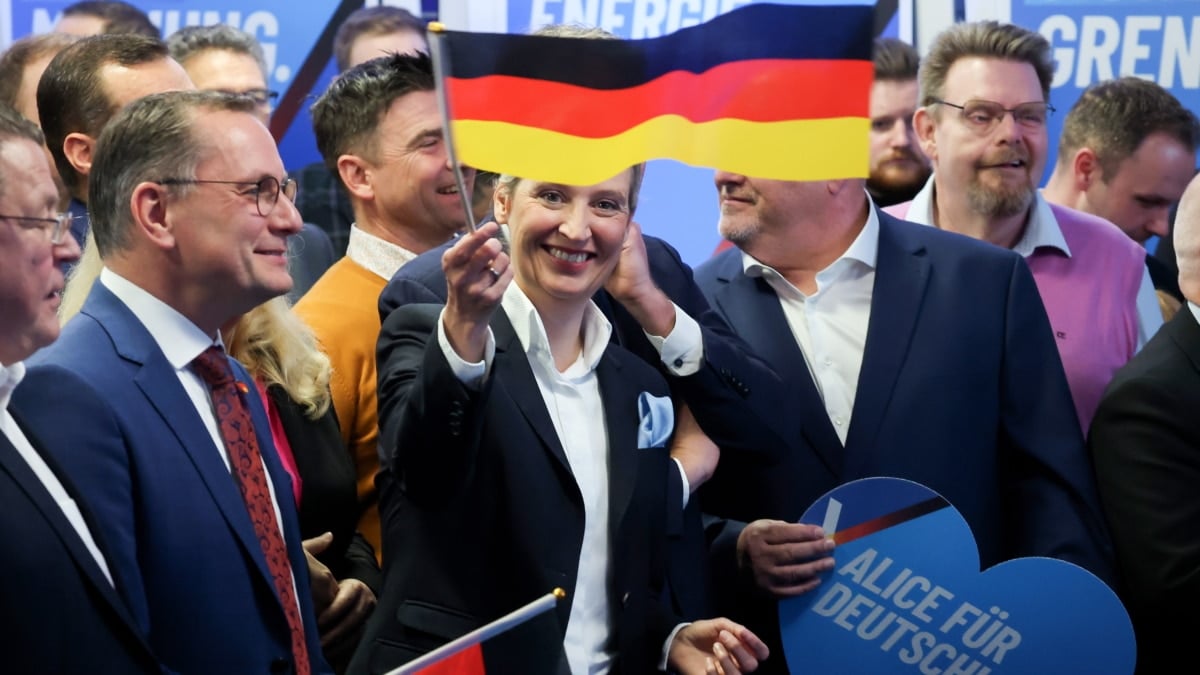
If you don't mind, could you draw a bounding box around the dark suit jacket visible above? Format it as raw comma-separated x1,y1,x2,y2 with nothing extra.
695,210,1117,672
0,409,162,674
378,234,796,466
1089,308,1200,674
377,235,802,622
16,282,331,675
350,304,681,675
268,385,380,593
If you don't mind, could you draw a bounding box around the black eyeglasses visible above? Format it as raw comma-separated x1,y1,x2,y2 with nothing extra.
158,176,297,217
216,88,279,106
930,99,1055,134
0,212,73,244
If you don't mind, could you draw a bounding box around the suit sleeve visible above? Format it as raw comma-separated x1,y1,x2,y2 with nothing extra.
1089,372,1200,672
376,303,488,506
378,274,447,324
998,255,1116,587
646,239,795,462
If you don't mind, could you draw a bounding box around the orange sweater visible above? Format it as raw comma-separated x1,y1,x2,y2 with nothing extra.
294,257,387,557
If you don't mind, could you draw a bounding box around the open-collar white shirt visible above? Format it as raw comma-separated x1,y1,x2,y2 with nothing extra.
740,198,880,445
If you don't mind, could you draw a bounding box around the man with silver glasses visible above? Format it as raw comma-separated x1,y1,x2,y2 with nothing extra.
14,90,330,674
0,102,164,673
886,20,1160,433
167,24,278,126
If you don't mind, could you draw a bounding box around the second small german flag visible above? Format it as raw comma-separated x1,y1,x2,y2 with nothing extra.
435,3,874,185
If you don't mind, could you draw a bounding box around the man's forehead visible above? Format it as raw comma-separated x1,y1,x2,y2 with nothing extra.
941,56,1042,100
99,57,194,108
193,108,282,170
870,79,919,115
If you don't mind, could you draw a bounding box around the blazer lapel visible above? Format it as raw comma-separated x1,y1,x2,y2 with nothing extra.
0,426,143,636
711,260,843,477
85,285,277,588
490,312,576,483
843,212,930,473
595,353,639,531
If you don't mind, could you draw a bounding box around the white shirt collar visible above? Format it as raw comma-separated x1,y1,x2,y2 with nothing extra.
742,192,881,281
0,361,25,413
346,224,421,280
500,282,613,376
908,176,1071,258
1189,301,1200,327
98,267,220,370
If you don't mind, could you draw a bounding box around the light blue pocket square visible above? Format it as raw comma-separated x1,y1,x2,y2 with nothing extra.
637,392,674,448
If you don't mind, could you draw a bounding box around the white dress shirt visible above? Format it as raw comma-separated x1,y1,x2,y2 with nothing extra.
0,361,114,586
440,284,615,673
741,203,880,444
905,178,1162,349
98,268,299,608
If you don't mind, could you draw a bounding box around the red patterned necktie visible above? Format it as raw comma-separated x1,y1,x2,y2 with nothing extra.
192,346,311,675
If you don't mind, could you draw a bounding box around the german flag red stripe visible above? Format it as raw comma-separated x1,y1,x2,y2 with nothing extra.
446,59,872,139
436,3,874,183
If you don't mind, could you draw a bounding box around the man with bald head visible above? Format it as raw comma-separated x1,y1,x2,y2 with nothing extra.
1089,173,1200,674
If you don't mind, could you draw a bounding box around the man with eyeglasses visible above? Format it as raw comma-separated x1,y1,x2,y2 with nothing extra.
166,24,277,125
887,21,1160,433
14,90,331,674
165,24,335,302
0,103,164,672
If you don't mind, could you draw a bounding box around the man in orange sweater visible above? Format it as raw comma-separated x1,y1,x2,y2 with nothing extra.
295,53,474,556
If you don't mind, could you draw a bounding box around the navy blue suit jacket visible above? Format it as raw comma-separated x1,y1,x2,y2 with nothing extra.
695,210,1116,670
0,409,162,674
697,210,1114,574
16,282,330,675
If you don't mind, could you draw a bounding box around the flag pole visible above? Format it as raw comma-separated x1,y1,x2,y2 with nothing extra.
427,22,478,233
387,588,567,675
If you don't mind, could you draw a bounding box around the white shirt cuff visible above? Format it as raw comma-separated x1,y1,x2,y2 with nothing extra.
659,622,690,671
672,457,690,509
646,303,703,376
436,307,495,389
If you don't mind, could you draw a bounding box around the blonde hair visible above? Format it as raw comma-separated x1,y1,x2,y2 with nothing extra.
60,231,332,419
225,297,333,420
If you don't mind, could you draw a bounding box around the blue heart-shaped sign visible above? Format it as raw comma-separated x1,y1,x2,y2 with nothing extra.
779,477,1135,674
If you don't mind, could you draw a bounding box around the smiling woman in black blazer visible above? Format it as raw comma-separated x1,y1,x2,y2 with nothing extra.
355,167,769,675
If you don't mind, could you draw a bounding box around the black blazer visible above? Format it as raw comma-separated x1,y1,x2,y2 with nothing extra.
267,385,381,593
1089,308,1200,674
0,409,162,674
350,304,681,675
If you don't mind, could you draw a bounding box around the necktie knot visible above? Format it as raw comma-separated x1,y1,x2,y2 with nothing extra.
192,346,234,389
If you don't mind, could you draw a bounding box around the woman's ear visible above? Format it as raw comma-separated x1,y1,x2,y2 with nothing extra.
493,184,511,224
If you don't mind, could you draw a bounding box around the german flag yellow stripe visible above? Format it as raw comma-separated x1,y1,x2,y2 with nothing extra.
452,115,869,185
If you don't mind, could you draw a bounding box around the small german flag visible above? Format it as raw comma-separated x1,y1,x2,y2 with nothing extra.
433,3,873,185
